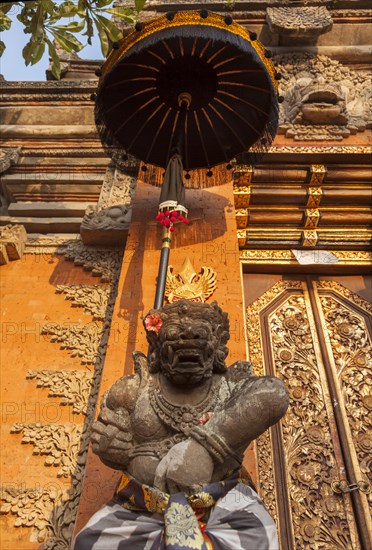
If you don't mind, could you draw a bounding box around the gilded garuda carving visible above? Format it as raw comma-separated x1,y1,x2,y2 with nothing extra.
165,257,217,303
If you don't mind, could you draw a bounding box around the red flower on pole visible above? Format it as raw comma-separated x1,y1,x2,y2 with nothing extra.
144,314,163,333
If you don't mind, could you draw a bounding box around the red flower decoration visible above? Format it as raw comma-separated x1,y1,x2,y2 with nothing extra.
198,412,214,425
144,314,163,333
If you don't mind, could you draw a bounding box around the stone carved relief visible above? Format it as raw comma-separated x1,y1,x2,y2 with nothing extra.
246,280,358,548
0,148,21,174
56,239,122,282
80,164,136,245
0,224,27,265
41,323,103,366
1,486,67,546
56,285,110,321
275,54,372,140
11,423,84,478
317,283,372,485
266,7,333,39
0,251,121,547
27,370,94,416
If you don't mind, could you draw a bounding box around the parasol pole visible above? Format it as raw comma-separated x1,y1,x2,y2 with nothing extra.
153,95,190,309
154,226,172,309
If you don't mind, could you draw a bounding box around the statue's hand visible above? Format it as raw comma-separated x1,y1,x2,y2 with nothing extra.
91,407,133,468
154,439,213,495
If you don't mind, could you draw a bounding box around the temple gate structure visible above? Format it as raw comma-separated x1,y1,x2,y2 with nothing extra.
1,1,371,548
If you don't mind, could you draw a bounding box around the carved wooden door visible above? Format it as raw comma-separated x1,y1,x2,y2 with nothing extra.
244,275,371,550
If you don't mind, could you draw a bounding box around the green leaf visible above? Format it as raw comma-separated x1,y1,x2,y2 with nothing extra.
103,6,135,22
95,0,112,7
94,13,122,42
0,40,5,57
51,29,84,52
22,36,46,66
46,38,61,79
135,0,146,13
57,1,79,17
53,20,85,32
0,12,11,31
0,2,20,15
96,20,109,57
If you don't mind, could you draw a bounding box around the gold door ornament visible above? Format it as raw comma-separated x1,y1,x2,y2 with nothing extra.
245,278,372,550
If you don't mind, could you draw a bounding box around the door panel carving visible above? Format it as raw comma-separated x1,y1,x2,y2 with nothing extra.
245,277,371,549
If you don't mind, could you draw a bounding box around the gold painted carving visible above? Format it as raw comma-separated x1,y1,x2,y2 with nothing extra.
304,208,320,229
233,164,253,185
302,229,318,247
247,281,357,548
310,165,327,186
240,249,372,266
317,285,372,488
235,208,249,229
233,187,251,209
269,294,354,548
27,370,94,416
56,285,110,321
307,187,323,208
165,257,217,303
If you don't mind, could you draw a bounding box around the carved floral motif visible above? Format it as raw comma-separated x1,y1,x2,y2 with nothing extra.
246,280,358,548
55,239,122,282
27,370,94,416
41,323,103,365
317,286,372,484
11,423,84,478
56,285,110,321
270,294,353,548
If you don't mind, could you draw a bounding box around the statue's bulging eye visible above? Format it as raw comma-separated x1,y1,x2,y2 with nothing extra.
165,328,179,340
198,328,208,339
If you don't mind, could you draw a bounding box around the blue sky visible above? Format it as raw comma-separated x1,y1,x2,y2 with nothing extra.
0,5,103,81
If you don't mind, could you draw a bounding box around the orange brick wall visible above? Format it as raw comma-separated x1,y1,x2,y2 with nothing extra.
0,254,109,549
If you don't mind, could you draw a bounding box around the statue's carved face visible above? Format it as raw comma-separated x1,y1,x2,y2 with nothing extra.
157,316,216,387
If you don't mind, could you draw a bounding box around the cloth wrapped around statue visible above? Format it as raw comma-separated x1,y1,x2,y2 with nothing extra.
73,300,288,550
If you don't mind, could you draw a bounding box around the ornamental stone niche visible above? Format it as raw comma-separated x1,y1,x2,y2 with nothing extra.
73,299,289,549
276,53,372,140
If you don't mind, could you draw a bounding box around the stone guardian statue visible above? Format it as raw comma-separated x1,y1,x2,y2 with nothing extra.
73,299,289,550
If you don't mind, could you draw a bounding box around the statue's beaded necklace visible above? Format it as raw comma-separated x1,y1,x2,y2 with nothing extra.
149,375,219,436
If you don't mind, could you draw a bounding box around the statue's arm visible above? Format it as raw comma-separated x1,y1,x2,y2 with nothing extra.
190,363,289,466
91,353,146,470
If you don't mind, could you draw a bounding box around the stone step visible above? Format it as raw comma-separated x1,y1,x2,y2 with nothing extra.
8,201,94,218
0,215,82,233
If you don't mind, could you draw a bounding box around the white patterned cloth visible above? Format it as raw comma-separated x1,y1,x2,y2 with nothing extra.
72,484,279,550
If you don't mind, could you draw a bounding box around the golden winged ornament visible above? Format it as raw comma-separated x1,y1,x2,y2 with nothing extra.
165,257,217,303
